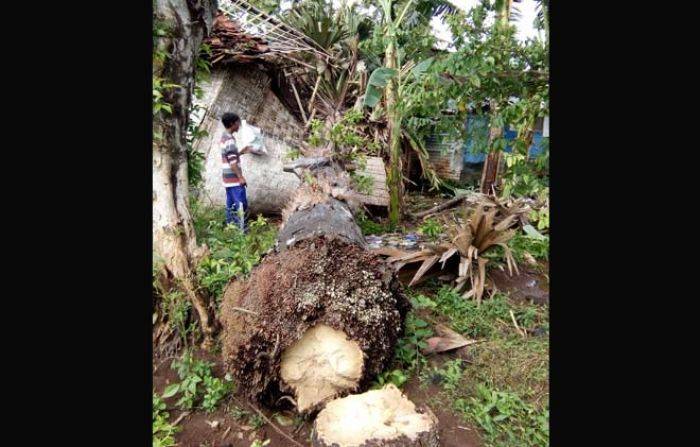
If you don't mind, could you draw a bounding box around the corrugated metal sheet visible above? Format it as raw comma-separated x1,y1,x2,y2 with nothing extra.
426,133,463,181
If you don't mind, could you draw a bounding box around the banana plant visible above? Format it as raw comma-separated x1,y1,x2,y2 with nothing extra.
362,0,437,225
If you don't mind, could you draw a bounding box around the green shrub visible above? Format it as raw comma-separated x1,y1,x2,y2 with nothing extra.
194,212,277,302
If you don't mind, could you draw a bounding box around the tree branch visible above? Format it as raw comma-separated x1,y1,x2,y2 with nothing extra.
283,156,331,173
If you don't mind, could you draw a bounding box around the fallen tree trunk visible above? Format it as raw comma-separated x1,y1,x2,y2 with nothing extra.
220,157,410,413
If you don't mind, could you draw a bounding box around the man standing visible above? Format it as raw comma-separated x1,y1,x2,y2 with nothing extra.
219,112,253,231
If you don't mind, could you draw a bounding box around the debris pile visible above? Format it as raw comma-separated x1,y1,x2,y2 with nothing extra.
206,11,270,65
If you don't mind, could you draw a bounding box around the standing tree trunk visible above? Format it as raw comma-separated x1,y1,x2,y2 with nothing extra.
153,0,217,346
480,112,503,194
385,38,404,226
480,0,513,195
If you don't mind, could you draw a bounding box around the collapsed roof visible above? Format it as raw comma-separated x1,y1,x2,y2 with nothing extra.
203,8,326,124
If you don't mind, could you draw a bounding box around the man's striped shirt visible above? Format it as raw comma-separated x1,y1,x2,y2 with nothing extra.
219,131,242,187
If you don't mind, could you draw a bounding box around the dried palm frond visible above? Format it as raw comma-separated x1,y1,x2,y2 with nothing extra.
374,196,522,304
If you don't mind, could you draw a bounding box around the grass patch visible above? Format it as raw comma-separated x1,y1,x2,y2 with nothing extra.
407,285,549,447
454,384,549,447
509,233,549,263
481,231,549,270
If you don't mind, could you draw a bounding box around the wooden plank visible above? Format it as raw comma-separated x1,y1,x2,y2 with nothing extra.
353,156,389,207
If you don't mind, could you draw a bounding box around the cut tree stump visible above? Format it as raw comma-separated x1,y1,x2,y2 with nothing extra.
280,324,364,412
312,384,440,447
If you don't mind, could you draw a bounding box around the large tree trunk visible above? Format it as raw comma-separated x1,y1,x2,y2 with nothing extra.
220,158,411,414
153,0,217,346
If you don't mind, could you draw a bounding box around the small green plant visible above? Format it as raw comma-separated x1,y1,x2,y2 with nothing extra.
395,313,433,370
249,413,265,430
373,369,409,388
440,359,465,392
371,309,433,389
250,440,271,447
153,77,180,116
356,212,390,236
202,374,234,412
422,359,466,392
351,172,374,195
284,147,301,161
159,290,197,346
418,218,443,241
153,393,179,447
231,405,250,421
163,351,234,412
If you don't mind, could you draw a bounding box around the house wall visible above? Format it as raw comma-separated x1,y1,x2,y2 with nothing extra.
193,66,302,215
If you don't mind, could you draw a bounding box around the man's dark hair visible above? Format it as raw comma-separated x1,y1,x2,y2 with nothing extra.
221,112,240,129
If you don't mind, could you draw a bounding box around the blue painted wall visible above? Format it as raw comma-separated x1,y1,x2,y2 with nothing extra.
462,115,545,164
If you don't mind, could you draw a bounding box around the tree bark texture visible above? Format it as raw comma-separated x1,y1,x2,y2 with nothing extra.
153,0,218,345
385,38,404,226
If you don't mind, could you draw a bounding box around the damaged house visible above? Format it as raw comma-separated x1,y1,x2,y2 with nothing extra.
191,8,389,215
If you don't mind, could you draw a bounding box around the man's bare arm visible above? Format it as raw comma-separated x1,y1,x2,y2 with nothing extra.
229,161,246,185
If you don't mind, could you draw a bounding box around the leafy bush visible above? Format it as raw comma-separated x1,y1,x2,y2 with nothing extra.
528,206,549,231
501,152,549,200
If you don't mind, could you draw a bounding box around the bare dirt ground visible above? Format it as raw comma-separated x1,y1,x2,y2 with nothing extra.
153,347,484,447
490,263,549,305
